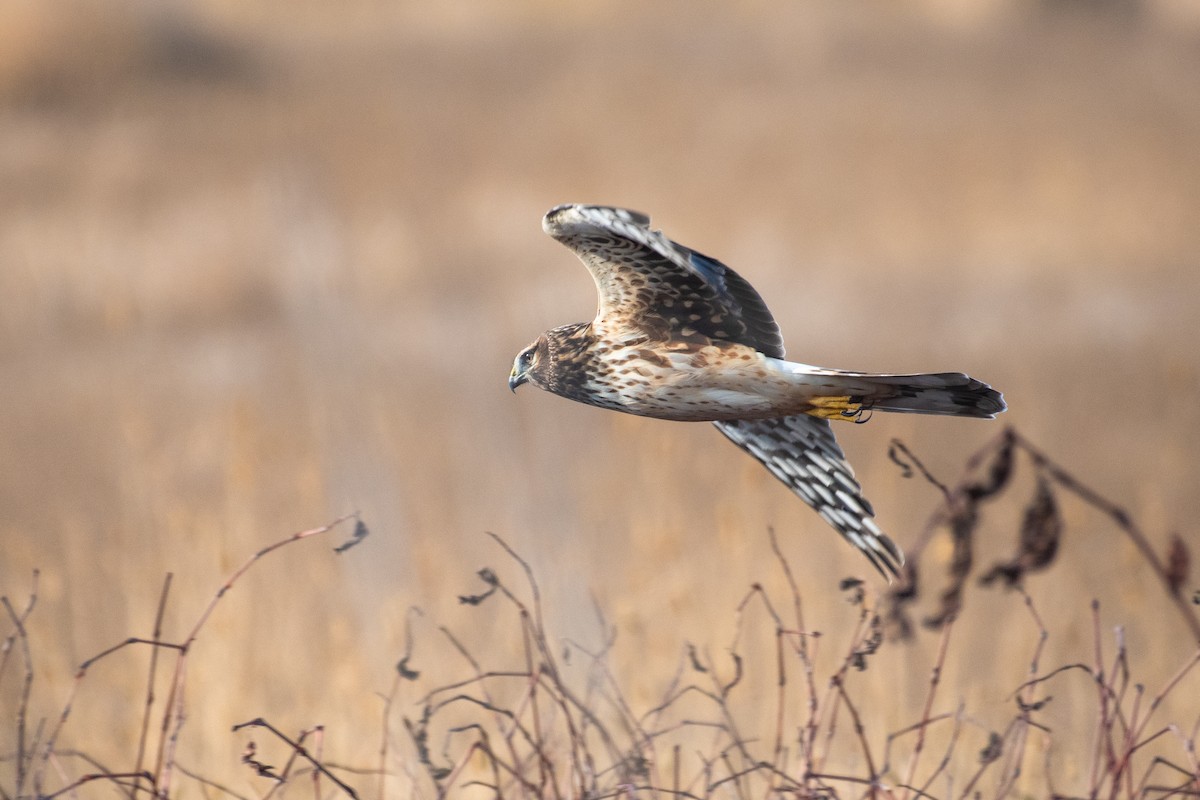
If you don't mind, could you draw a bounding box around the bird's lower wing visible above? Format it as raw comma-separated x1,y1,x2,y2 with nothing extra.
713,415,904,579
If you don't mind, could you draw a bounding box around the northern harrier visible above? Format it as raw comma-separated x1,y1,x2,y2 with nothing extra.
509,204,1005,578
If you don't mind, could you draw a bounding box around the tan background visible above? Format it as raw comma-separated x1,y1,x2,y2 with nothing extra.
2,1,1199,796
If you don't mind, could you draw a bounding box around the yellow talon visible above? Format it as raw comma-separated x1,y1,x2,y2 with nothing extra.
806,396,864,421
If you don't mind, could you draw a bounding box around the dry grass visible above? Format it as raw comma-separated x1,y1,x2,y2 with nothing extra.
3,439,1198,798
1,1,1199,797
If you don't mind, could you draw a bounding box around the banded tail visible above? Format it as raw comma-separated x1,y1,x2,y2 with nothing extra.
788,366,1006,420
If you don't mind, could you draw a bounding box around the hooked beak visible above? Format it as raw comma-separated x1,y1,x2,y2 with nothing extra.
508,364,528,393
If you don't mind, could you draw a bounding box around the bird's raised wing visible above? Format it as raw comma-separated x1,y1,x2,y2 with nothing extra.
714,414,904,579
543,204,785,357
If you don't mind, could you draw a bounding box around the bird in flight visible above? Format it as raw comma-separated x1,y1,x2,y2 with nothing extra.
509,204,1005,578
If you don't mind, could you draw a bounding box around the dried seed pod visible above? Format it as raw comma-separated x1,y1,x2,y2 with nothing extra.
980,474,1062,587
1165,534,1190,598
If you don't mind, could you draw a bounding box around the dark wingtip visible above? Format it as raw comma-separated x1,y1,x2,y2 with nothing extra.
543,204,651,237
866,533,905,582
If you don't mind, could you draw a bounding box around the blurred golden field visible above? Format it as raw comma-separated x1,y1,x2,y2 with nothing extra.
2,1,1199,797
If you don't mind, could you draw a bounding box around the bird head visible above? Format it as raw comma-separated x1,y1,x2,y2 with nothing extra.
508,336,546,392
